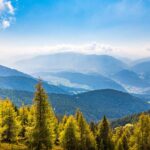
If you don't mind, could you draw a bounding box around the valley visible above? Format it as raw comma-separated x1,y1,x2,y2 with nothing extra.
0,53,150,121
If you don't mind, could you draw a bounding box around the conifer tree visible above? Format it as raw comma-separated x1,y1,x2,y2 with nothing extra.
75,110,97,150
121,135,128,150
0,100,4,143
61,115,68,128
115,134,128,150
58,115,68,145
112,124,133,150
116,140,123,150
25,105,36,145
47,100,58,144
130,114,150,150
0,99,19,143
90,121,97,137
18,105,30,139
30,81,53,150
96,116,113,150
60,115,80,150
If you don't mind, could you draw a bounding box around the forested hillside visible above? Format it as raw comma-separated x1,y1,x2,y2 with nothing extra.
111,110,150,128
0,88,149,121
0,82,150,150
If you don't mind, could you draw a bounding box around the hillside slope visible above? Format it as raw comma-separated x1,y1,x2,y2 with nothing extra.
0,76,65,93
35,71,126,92
0,65,65,94
132,60,150,74
0,65,30,77
111,110,150,128
0,88,149,121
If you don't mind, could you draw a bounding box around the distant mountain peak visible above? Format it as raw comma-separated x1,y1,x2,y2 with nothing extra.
15,52,127,75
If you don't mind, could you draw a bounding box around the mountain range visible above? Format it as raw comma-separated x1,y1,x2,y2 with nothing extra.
14,52,150,95
0,52,149,120
33,71,126,93
15,52,127,75
0,65,65,94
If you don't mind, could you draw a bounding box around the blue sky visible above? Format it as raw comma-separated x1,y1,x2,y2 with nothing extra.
0,0,150,63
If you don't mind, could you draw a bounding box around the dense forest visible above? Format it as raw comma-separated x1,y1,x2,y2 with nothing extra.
0,82,150,150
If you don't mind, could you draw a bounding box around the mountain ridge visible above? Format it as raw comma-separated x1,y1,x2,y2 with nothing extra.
0,65,66,94
0,88,149,121
15,52,127,75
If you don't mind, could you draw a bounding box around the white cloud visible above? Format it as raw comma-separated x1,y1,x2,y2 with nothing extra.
2,19,10,28
0,0,15,29
17,42,119,57
10,42,150,60
5,1,14,14
0,40,150,66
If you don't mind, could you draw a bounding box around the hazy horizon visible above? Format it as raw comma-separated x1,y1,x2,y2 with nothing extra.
0,48,150,69
1,0,150,65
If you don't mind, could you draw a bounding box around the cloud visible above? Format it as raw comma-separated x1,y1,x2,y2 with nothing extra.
0,0,14,14
0,0,15,29
5,1,14,14
22,43,118,56
2,19,10,28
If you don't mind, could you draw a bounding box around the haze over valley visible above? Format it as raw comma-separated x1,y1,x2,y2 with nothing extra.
0,52,149,121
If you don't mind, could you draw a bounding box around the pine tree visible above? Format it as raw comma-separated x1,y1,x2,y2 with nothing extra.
47,100,58,144
112,124,133,150
30,81,53,150
61,115,68,129
60,115,80,150
25,105,36,145
18,105,30,139
75,110,97,150
57,115,68,144
0,99,19,143
115,134,128,150
121,135,128,150
130,114,150,150
0,100,4,143
90,121,97,137
96,116,113,150
116,140,123,150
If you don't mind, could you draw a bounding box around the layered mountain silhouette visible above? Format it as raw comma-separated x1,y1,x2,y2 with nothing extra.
33,71,126,93
15,52,127,75
0,65,65,94
0,55,149,120
15,52,150,94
